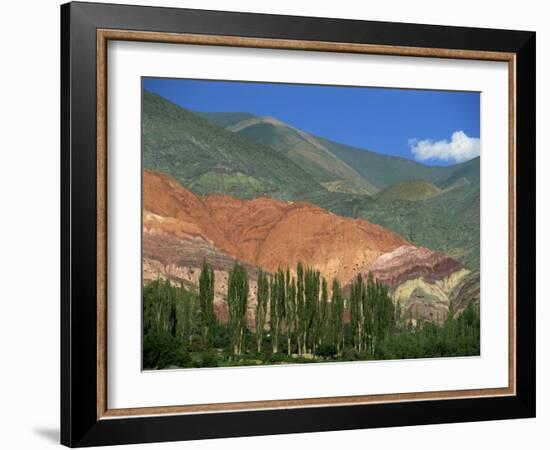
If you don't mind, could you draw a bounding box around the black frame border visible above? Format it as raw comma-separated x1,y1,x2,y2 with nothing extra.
61,2,536,447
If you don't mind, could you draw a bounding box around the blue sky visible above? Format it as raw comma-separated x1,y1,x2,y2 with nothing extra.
143,78,480,166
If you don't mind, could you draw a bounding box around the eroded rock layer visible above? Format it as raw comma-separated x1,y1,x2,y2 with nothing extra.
367,245,479,324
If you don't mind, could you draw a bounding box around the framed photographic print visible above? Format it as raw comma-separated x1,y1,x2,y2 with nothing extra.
60,1,536,447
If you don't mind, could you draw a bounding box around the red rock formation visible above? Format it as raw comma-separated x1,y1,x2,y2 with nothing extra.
143,169,407,288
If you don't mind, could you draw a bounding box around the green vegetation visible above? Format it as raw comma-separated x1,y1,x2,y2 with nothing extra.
227,263,249,355
188,171,276,199
143,91,326,200
376,180,442,202
321,180,374,196
234,121,378,194
437,159,480,189
143,263,480,370
304,182,480,269
195,111,256,128
198,262,215,347
377,303,480,359
255,269,269,353
349,274,395,354
331,279,345,353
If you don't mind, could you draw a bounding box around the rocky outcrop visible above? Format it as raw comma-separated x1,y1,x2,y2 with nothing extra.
368,245,463,288
367,245,479,324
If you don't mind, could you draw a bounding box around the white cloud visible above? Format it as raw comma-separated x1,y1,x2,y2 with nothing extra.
409,131,480,164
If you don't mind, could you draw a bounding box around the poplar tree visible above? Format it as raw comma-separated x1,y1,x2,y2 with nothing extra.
276,270,287,354
255,270,269,353
363,274,374,354
376,280,395,349
331,279,345,353
363,275,394,355
317,278,329,348
175,281,198,347
296,263,305,355
304,267,320,353
227,262,249,355
285,269,296,355
269,274,280,353
199,262,215,349
147,278,177,335
350,274,365,351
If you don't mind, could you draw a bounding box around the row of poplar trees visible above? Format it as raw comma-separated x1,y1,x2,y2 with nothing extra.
144,260,397,358
254,265,346,356
221,261,395,357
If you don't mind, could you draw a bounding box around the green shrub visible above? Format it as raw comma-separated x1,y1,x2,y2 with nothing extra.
315,344,338,359
200,352,219,368
143,331,191,369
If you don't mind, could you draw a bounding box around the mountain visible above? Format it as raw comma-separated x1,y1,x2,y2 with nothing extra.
437,157,480,189
143,169,478,324
319,138,480,189
376,180,442,202
143,91,326,200
146,98,480,270
219,115,480,268
225,115,379,195
202,111,480,191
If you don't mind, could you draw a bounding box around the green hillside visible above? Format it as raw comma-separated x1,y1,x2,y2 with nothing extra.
228,118,379,195
320,137,480,189
438,158,480,189
143,91,325,200
311,183,480,270
320,180,374,196
376,180,442,202
195,111,256,128
202,111,479,192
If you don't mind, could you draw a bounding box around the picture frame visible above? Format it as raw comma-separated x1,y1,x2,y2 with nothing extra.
60,1,536,447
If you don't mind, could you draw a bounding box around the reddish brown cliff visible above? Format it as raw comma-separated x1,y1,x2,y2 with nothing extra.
143,169,407,288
